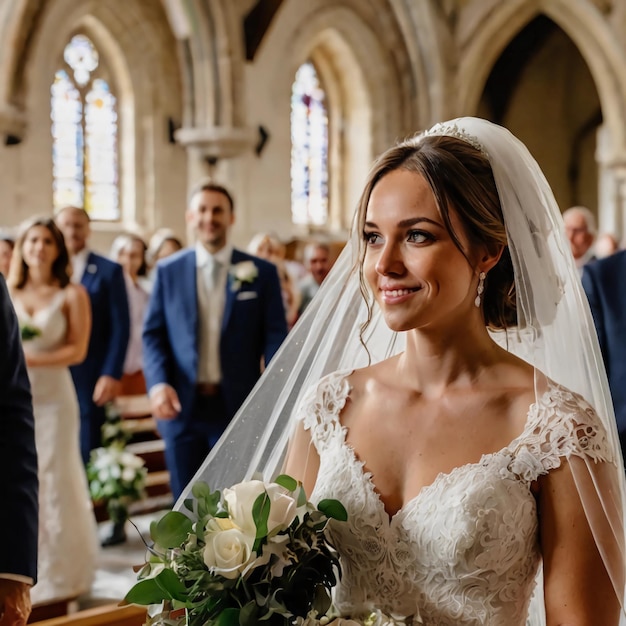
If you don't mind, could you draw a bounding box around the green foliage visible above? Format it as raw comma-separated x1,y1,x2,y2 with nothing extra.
153,512,194,550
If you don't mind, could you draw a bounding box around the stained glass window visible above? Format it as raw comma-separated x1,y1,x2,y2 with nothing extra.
290,62,329,226
51,35,119,220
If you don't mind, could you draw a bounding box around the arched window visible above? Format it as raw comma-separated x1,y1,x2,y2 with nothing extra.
290,62,329,226
51,34,119,220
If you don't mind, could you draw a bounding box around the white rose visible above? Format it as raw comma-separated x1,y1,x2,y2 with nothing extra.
223,480,297,537
203,527,255,579
121,451,144,469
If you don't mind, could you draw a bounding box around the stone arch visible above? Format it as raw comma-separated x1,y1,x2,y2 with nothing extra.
251,1,416,232
457,0,626,236
0,0,187,239
457,0,626,156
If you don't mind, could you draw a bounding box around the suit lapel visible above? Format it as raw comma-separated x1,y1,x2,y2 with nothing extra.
183,251,199,345
80,252,98,291
221,249,240,332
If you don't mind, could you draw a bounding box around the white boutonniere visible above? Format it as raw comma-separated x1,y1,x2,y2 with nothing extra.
87,263,98,274
229,260,258,291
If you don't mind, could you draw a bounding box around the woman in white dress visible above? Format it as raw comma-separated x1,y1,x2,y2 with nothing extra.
182,119,626,625
8,216,99,605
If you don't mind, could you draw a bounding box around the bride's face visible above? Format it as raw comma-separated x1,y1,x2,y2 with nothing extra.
363,169,479,333
22,225,59,270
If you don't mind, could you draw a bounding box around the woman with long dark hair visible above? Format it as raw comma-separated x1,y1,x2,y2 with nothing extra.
8,216,98,605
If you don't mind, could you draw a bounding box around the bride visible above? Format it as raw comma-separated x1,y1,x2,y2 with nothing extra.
8,216,99,605
181,118,626,625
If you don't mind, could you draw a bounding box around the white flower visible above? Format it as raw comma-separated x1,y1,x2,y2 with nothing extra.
223,480,298,537
230,261,258,291
121,467,137,483
203,527,255,579
120,451,145,469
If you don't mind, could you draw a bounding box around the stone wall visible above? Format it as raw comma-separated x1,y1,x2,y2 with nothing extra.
0,0,626,252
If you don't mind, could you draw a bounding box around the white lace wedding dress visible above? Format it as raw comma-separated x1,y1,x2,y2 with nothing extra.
15,290,99,604
299,370,613,626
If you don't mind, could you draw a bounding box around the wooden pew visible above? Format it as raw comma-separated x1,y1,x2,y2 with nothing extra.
30,603,146,626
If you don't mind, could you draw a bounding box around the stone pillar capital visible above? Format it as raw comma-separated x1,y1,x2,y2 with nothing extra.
174,126,257,160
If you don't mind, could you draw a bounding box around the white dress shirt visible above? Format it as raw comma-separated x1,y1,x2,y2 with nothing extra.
196,242,232,384
71,248,89,283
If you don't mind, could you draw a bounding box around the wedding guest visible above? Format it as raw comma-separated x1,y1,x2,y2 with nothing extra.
563,206,596,275
8,216,98,605
248,233,301,329
149,230,183,263
55,206,130,463
582,248,626,461
145,229,184,292
0,234,14,278
297,242,331,314
0,275,37,626
143,181,288,498
110,233,150,396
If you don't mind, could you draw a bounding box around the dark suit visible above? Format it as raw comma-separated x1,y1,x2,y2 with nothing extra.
582,250,626,460
0,276,38,581
70,252,130,462
143,248,287,497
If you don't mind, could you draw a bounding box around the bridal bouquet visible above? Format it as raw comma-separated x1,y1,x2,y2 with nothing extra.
20,323,41,341
125,475,347,626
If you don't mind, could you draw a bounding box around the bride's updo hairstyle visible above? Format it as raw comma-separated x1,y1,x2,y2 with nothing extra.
9,216,71,290
355,133,517,331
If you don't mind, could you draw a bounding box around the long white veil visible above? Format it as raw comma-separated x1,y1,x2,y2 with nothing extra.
178,117,626,623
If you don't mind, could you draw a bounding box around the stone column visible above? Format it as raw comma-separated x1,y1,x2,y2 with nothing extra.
596,124,626,240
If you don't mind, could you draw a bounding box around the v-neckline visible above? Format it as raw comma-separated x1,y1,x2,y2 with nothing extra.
332,370,543,524
15,290,64,321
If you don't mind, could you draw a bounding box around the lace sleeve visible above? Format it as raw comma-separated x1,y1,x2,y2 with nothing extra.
295,370,353,446
511,382,616,482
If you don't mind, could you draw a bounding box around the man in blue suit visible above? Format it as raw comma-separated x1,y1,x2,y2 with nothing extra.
55,207,130,463
582,249,626,463
0,276,38,625
143,182,288,498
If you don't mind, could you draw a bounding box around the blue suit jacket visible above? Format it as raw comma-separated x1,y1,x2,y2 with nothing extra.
0,276,38,581
142,248,287,438
70,252,130,412
582,250,626,445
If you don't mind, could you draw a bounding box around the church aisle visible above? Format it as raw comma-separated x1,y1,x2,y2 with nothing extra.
79,510,167,610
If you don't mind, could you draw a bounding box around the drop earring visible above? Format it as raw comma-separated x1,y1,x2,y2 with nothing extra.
475,271,486,307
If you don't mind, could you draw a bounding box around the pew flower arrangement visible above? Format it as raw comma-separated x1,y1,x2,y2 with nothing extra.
125,475,347,626
87,403,147,525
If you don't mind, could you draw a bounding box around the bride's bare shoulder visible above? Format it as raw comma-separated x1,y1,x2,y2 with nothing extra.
345,355,404,401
